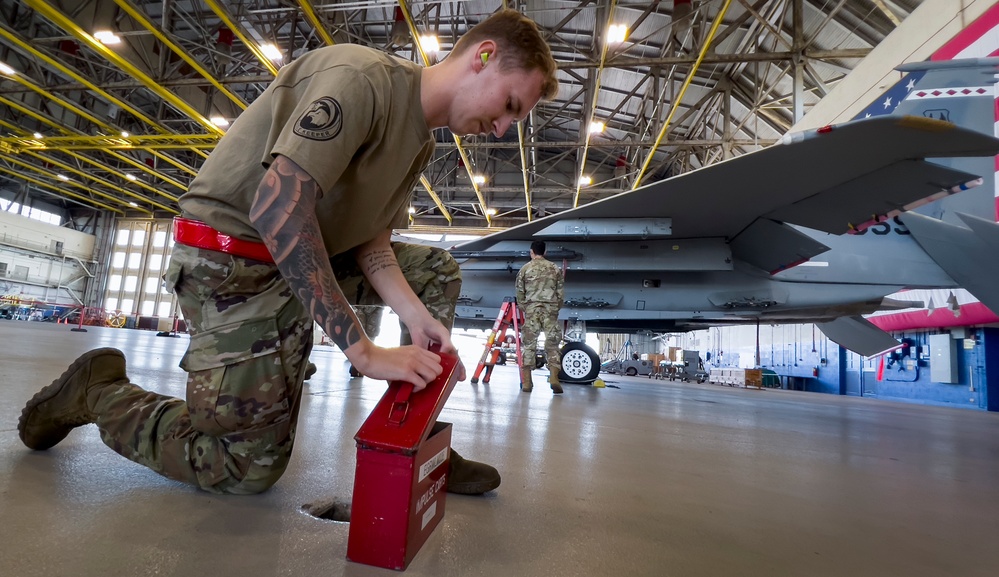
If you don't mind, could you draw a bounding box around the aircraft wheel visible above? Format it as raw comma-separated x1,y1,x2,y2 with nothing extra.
106,311,126,328
559,342,600,383
625,367,638,377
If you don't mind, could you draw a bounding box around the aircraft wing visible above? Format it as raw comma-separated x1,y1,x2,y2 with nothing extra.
456,116,999,257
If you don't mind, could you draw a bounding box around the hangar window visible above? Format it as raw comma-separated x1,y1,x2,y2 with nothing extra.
102,219,180,326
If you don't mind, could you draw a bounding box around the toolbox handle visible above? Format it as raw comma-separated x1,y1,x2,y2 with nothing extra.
388,384,413,425
386,342,443,426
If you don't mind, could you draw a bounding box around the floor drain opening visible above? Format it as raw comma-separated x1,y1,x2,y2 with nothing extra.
302,500,352,523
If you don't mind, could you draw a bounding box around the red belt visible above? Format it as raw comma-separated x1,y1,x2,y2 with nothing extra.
172,217,274,263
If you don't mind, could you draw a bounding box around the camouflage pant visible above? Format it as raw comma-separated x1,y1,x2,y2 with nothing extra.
353,305,385,339
520,302,562,373
92,241,461,495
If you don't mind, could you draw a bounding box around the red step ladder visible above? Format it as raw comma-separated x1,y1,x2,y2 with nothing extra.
470,297,523,385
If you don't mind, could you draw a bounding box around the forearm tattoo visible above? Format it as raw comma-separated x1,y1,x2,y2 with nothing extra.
250,155,363,351
361,248,400,276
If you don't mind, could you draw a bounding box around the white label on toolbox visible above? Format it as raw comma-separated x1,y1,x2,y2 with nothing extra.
416,476,446,512
421,500,438,530
419,447,448,483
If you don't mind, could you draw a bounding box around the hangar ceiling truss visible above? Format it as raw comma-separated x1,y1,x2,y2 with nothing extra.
0,0,916,231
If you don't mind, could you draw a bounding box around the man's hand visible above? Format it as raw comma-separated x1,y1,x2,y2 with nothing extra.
405,318,467,382
347,341,445,391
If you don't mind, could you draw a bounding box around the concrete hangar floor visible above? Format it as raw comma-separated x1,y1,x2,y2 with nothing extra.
1,319,998,577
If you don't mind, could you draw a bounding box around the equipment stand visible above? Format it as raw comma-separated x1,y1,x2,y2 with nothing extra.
469,297,524,384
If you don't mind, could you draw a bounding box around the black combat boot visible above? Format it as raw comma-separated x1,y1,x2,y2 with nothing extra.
446,449,501,495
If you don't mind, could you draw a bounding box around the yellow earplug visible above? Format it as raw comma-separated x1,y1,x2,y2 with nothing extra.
480,52,489,65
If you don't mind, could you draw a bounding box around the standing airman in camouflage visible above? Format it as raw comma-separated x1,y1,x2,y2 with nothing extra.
516,240,565,394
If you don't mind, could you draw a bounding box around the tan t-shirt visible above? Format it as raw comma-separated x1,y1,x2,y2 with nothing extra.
179,45,434,257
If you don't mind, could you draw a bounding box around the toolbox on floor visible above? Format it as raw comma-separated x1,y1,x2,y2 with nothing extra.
347,345,461,570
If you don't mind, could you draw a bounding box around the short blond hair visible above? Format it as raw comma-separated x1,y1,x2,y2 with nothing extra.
452,9,559,100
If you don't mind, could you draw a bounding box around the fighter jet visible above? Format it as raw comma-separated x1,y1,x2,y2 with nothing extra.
449,58,999,385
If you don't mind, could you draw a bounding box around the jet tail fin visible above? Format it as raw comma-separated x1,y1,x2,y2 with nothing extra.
899,211,999,315
816,316,901,357
892,58,999,127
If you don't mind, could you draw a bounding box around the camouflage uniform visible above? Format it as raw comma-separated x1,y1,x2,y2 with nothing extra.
86,241,460,495
353,305,385,340
515,257,564,380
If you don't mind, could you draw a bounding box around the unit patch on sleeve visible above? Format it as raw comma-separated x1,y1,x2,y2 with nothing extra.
294,97,343,141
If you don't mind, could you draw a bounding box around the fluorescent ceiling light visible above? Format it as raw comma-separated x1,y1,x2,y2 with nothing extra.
57,174,69,181
33,132,43,139
210,116,229,127
408,206,417,214
607,24,628,44
589,121,605,134
419,35,440,53
125,174,137,181
578,175,592,186
485,208,497,216
129,202,138,207
93,30,121,45
260,43,283,61
472,174,487,185
0,62,15,75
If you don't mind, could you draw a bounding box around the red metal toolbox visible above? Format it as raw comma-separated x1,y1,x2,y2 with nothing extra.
347,346,461,570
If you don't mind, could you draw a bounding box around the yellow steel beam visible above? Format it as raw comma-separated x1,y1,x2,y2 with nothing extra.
0,153,154,215
25,0,225,137
419,175,451,224
517,121,531,221
22,151,178,212
572,0,617,209
397,0,480,225
202,0,280,77
111,0,248,110
0,134,219,150
0,73,192,189
0,23,207,168
0,167,125,214
0,95,187,198
633,0,733,189
296,0,337,46
57,150,181,202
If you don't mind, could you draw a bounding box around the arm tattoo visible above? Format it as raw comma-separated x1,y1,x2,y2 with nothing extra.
250,155,364,352
361,248,400,276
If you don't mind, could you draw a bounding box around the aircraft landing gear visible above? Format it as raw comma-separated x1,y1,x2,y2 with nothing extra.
559,341,601,384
